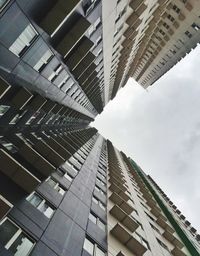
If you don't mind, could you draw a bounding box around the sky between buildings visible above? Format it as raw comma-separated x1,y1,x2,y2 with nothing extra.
93,44,200,232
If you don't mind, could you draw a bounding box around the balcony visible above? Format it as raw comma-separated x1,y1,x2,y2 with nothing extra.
0,195,12,219
66,36,94,70
18,142,55,177
56,15,91,58
109,169,124,180
73,52,96,79
110,205,139,232
109,179,127,192
163,230,184,249
109,183,129,201
150,204,162,218
0,149,40,193
109,174,126,185
45,137,71,159
40,0,80,35
146,197,157,208
171,247,187,256
33,140,65,167
0,78,11,99
109,192,133,215
156,216,175,233
129,0,143,11
11,88,33,109
110,223,147,256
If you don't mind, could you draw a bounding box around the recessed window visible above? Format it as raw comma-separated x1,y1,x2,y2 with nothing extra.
135,232,150,250
89,212,106,231
9,110,27,124
48,65,63,81
26,192,54,218
83,237,106,256
157,238,169,251
47,177,65,195
191,23,200,31
0,105,10,117
0,218,35,255
9,24,37,57
33,50,53,72
96,35,102,45
185,30,192,38
172,4,180,14
92,196,106,211
167,14,175,23
64,172,73,182
95,185,105,195
163,22,170,30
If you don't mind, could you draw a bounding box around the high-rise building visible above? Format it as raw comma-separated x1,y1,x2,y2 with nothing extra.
0,129,200,256
1,0,200,109
1,0,200,256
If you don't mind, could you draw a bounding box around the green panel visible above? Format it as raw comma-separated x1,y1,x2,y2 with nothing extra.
128,158,200,256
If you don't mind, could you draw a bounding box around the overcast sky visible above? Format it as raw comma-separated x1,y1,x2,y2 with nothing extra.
93,44,200,232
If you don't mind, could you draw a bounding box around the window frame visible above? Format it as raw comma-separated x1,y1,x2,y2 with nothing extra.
0,217,35,254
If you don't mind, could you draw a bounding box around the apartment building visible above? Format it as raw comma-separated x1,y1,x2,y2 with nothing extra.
1,0,200,255
1,0,200,106
0,131,200,256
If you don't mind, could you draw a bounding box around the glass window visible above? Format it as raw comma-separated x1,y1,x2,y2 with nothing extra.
64,172,73,182
83,237,94,255
0,218,34,256
97,219,106,231
9,24,37,56
0,105,10,117
0,0,9,10
96,247,106,256
33,50,53,72
28,193,43,207
47,178,65,196
27,193,54,218
83,237,106,256
89,213,97,224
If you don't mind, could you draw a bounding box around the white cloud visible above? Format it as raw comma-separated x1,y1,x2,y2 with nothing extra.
93,44,200,231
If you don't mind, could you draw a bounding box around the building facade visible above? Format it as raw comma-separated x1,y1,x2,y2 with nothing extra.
1,0,200,255
0,130,200,256
1,0,200,109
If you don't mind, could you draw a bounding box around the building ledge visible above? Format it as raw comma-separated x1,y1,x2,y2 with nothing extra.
110,205,139,232
110,223,147,256
109,192,133,214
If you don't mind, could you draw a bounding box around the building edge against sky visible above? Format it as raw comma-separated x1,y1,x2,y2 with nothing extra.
1,0,200,255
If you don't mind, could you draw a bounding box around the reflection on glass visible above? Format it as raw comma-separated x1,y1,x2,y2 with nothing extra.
0,219,18,246
9,233,34,256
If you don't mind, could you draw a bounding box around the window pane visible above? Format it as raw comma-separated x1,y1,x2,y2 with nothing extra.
96,246,106,256
89,213,97,224
98,220,105,231
99,202,105,210
92,196,98,204
47,178,57,188
0,105,10,116
57,187,65,195
0,219,18,246
40,203,54,218
9,24,37,56
27,193,42,207
83,238,94,255
9,233,34,256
